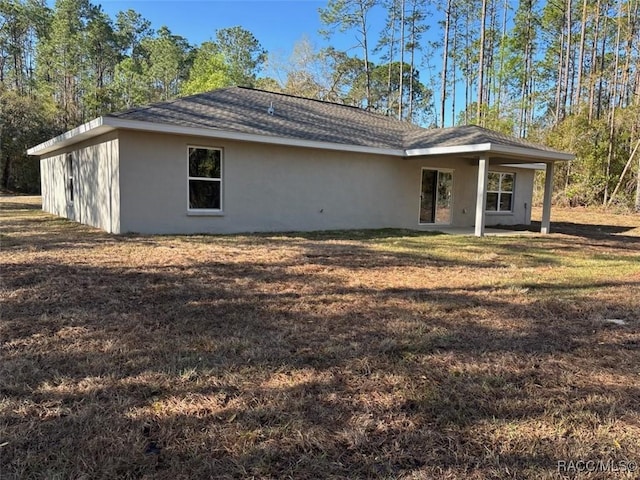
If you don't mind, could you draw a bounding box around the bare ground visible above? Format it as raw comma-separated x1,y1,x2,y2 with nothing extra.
1,196,639,479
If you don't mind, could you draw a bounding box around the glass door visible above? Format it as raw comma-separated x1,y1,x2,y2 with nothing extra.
420,169,453,224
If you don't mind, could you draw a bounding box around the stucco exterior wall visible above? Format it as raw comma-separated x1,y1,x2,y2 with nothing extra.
39,131,120,233
117,131,535,234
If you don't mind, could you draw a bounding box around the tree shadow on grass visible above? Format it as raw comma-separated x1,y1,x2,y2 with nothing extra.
2,226,640,478
498,220,640,245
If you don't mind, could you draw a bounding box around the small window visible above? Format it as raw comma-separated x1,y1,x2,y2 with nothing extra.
66,153,74,204
486,172,514,212
188,147,222,210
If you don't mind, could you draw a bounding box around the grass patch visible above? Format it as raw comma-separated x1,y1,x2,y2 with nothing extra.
2,196,639,479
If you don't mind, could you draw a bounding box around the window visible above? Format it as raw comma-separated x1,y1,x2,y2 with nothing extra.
486,172,514,212
188,147,222,210
66,153,74,204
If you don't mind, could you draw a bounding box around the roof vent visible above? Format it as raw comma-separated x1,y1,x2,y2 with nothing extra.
267,102,275,116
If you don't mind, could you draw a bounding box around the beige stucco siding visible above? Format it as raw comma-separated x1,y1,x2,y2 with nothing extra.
117,131,534,234
118,131,412,234
39,131,120,233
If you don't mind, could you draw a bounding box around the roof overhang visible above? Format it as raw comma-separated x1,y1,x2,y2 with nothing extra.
28,116,575,163
405,143,574,162
27,117,116,156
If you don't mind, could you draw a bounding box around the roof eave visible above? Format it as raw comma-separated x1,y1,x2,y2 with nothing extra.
27,117,115,156
27,116,574,163
27,116,406,158
405,142,574,162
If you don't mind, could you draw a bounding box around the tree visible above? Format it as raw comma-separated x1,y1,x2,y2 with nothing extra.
115,8,151,58
370,61,431,120
476,0,487,124
36,0,90,128
83,5,120,117
319,0,378,109
141,26,191,101
211,26,266,87
0,0,50,94
0,86,58,191
404,0,428,121
439,0,452,127
181,42,231,95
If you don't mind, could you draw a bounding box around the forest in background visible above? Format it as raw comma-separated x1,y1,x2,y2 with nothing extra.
1,0,639,210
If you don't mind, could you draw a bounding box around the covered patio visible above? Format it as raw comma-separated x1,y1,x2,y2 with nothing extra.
404,128,575,237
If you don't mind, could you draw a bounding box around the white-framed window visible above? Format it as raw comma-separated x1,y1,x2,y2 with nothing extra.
65,153,74,205
486,172,514,212
187,146,222,211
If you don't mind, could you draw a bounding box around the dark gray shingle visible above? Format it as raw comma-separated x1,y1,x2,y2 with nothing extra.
109,87,562,154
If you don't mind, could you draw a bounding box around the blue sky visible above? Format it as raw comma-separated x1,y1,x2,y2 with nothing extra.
93,0,381,59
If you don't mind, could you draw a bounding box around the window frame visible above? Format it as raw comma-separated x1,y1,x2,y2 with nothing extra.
187,145,224,214
418,167,454,225
65,153,74,205
486,171,514,213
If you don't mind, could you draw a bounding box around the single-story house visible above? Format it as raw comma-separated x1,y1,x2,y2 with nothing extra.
27,87,573,236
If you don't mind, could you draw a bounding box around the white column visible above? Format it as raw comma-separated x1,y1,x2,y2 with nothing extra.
475,156,489,237
541,161,555,234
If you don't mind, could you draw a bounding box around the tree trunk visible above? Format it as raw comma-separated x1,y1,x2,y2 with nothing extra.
477,0,487,125
574,0,588,111
608,139,640,205
595,14,608,121
604,1,623,205
398,0,405,119
636,156,640,212
451,7,458,125
408,0,419,122
440,0,451,128
386,1,398,114
495,0,508,120
554,26,565,126
561,0,572,117
588,0,601,123
358,1,373,110
464,3,471,124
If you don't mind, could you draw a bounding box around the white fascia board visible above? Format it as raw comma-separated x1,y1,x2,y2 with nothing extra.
27,117,113,156
405,143,493,157
489,144,575,162
405,142,574,162
501,163,547,170
104,117,406,157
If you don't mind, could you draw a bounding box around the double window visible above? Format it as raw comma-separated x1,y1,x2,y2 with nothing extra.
486,172,514,212
188,146,222,211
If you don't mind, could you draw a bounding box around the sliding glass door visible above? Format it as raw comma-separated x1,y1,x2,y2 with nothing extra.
419,169,453,224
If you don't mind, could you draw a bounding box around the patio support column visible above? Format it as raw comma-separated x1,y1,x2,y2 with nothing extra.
475,155,489,237
541,161,555,234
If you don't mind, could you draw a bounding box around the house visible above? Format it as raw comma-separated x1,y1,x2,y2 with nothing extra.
27,87,573,236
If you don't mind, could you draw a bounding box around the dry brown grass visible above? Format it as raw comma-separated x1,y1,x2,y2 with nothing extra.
1,196,639,479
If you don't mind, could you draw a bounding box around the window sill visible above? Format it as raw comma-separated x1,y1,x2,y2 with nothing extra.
485,211,513,215
187,210,225,217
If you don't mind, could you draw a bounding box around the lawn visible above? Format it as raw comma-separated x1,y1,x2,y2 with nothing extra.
1,196,639,479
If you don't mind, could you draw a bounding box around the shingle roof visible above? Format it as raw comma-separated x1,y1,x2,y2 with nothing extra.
29,86,572,159
108,86,417,150
108,87,564,156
